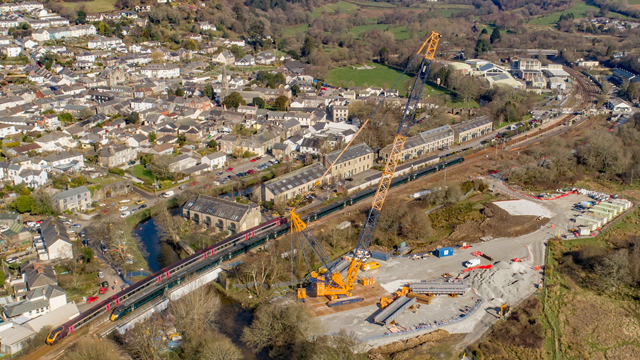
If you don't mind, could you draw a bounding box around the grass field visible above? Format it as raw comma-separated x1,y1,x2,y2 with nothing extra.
311,1,359,19
326,63,448,96
349,24,389,38
529,1,599,25
60,0,117,12
283,24,309,37
130,164,155,182
351,0,396,7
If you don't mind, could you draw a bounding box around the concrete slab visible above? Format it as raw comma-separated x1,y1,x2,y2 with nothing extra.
493,199,555,218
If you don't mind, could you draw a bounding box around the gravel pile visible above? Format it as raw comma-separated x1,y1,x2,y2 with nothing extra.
467,260,539,303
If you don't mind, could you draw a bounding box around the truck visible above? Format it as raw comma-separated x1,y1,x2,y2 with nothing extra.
162,190,174,198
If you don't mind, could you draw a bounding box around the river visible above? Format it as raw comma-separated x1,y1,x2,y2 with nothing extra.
133,218,180,272
133,217,266,358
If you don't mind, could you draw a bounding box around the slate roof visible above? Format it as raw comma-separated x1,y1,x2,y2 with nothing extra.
264,162,324,196
452,115,492,133
20,260,57,290
51,186,90,202
183,195,257,222
39,217,71,249
43,151,81,163
3,298,48,318
325,143,372,165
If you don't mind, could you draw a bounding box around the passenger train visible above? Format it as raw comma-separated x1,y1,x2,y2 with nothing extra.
46,156,464,345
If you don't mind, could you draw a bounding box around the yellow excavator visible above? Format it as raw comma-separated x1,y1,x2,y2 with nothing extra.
291,31,442,303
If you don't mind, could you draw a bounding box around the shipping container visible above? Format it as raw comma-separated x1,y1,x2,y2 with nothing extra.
435,247,453,257
371,251,391,261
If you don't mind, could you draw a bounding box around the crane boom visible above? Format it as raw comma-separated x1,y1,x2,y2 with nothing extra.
354,31,441,255
293,32,441,300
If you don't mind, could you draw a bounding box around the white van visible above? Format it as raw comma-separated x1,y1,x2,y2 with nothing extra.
464,258,481,268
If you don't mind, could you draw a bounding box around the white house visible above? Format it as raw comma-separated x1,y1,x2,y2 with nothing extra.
609,98,632,113
140,63,180,78
14,169,48,188
1,46,21,58
202,151,226,169
35,132,75,151
235,55,255,67
2,285,67,320
213,50,234,65
40,218,73,261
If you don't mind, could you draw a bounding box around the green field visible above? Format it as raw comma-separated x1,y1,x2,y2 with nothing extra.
130,164,155,182
60,0,117,12
349,24,389,38
351,1,396,7
390,26,410,40
311,1,359,19
529,1,599,25
283,24,309,37
326,63,448,96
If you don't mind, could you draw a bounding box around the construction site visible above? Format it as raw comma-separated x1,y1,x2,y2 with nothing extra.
280,31,636,352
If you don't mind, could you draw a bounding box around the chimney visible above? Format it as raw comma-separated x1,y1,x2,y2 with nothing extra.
108,145,114,154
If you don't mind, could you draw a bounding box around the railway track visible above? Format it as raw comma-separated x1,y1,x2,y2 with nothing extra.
30,68,599,360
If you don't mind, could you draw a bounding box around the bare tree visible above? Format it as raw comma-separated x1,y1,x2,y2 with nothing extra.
169,286,221,336
62,338,123,360
200,334,243,360
121,316,167,360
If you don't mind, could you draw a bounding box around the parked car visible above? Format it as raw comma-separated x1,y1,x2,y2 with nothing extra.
98,271,104,278
179,185,187,190
217,171,223,176
226,167,233,172
87,296,99,303
118,206,128,211
101,243,108,252
82,239,89,247
99,287,108,294
69,224,81,229
135,200,145,205
250,158,258,162
139,204,147,209
120,211,130,218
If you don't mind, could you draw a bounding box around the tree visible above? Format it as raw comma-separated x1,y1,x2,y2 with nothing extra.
169,287,220,336
31,191,56,215
241,303,317,358
62,338,121,360
125,111,139,124
140,153,154,166
150,50,164,63
149,155,174,180
12,195,33,213
274,95,289,111
229,45,245,59
378,46,390,64
208,139,217,149
475,38,491,55
177,134,187,146
79,108,94,120
175,87,185,97
490,28,501,44
185,39,198,51
121,318,167,360
148,132,156,142
480,28,488,34
77,10,87,24
291,84,301,97
301,36,315,57
203,84,214,100
252,97,266,108
201,335,243,360
222,92,246,109
58,112,73,124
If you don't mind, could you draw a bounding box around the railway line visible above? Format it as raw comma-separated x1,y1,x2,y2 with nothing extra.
33,69,599,360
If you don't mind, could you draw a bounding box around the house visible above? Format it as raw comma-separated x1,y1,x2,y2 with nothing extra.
51,186,92,212
152,143,174,155
262,163,326,203
609,98,633,113
3,284,67,320
271,143,290,160
20,261,57,292
35,132,75,151
140,63,180,78
235,55,255,67
331,105,348,122
299,137,324,155
548,77,566,90
168,154,197,173
126,134,150,148
98,145,138,168
0,213,20,227
182,195,261,234
256,51,276,65
452,116,493,143
323,143,373,180
0,323,36,354
201,152,226,169
43,151,84,172
40,218,73,260
213,51,235,65
380,125,454,162
281,119,301,138
14,169,47,188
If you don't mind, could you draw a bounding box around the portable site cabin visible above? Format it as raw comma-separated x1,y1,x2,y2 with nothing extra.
583,213,606,226
588,209,612,222
435,247,453,257
609,199,632,211
576,216,599,231
598,202,623,214
578,226,591,236
593,203,619,217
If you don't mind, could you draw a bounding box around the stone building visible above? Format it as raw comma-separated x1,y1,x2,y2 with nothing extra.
452,115,493,143
98,144,137,168
380,125,454,162
182,195,261,234
262,163,326,203
323,143,373,180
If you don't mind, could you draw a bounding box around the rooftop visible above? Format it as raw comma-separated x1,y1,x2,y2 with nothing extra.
264,162,325,195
